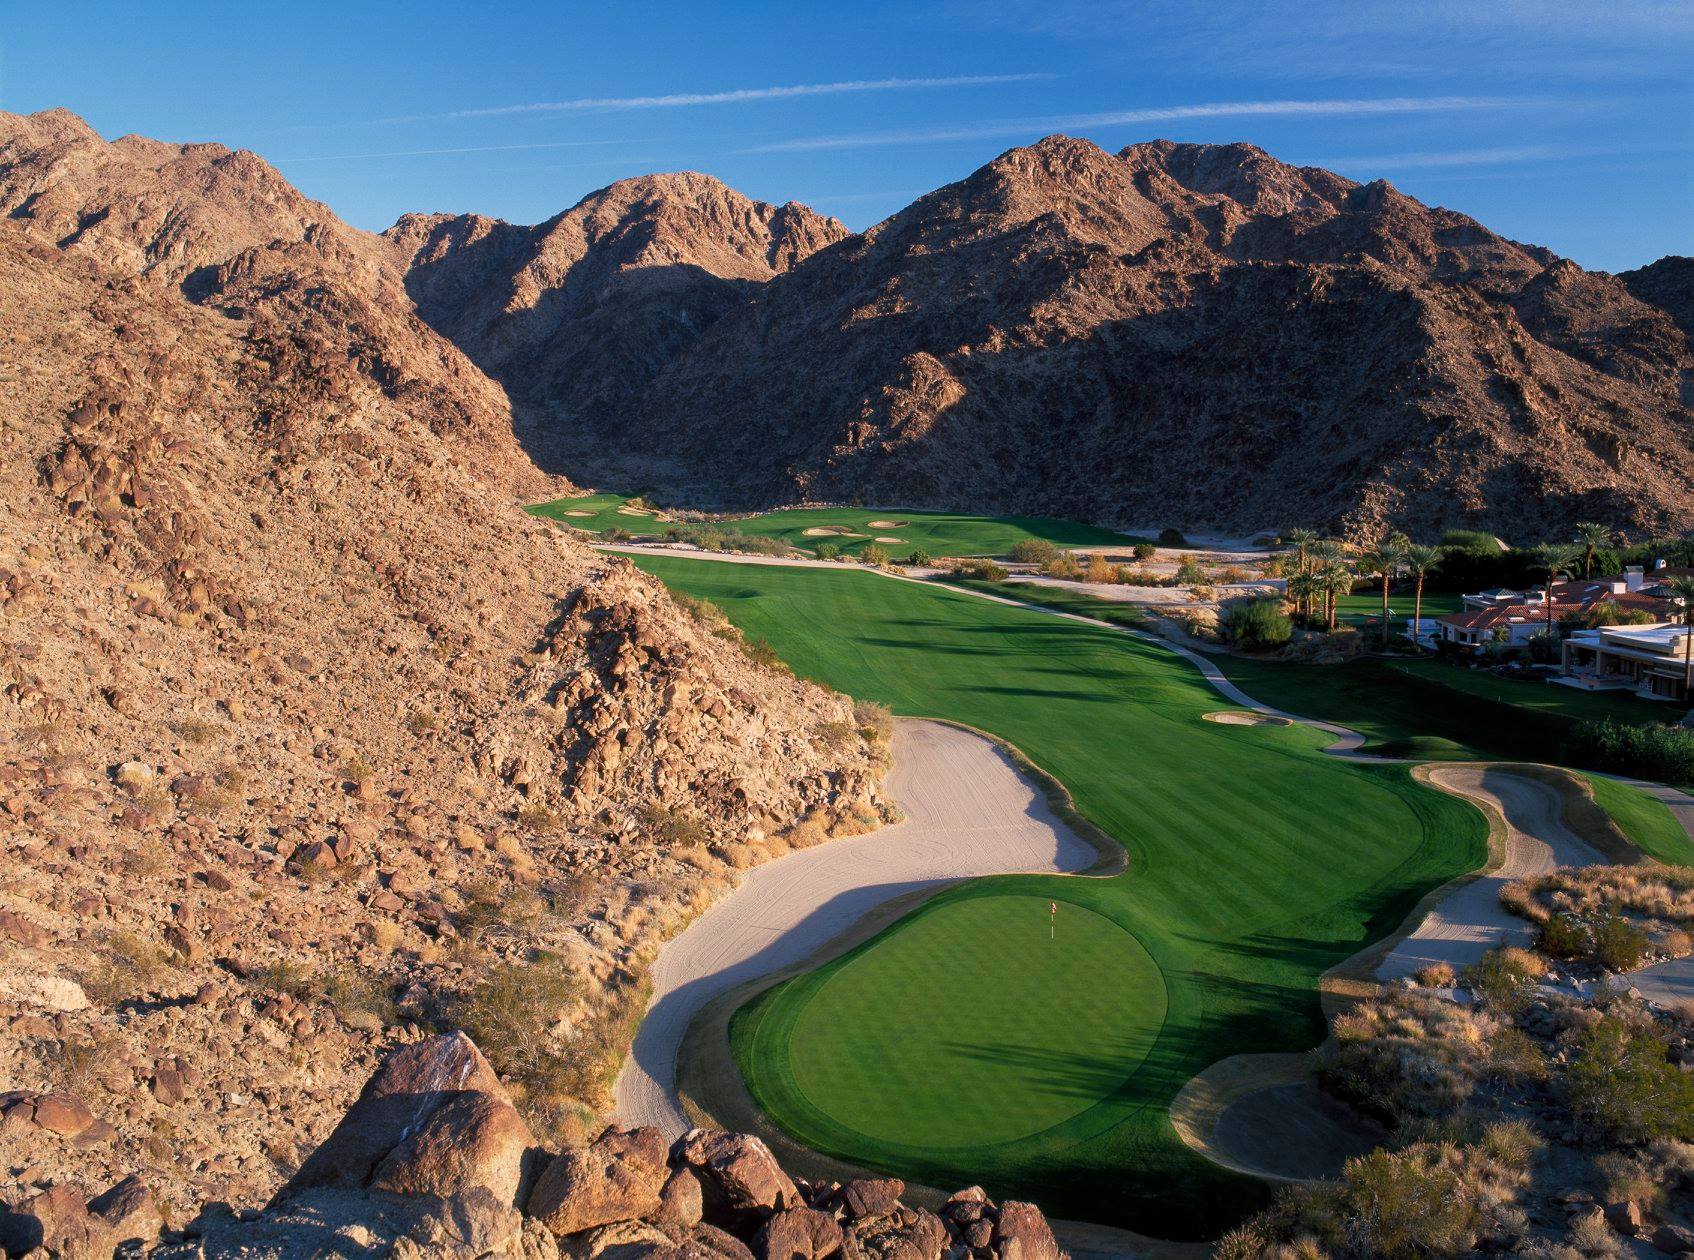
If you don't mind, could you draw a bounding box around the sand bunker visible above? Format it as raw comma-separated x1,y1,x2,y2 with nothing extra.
617,506,655,517
802,526,864,537
1202,711,1293,727
866,519,908,530
561,510,595,518
874,536,906,545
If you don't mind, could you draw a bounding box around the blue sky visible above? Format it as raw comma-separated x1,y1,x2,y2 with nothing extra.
5,1,1689,270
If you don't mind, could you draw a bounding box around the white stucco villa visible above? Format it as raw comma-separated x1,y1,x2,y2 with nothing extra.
1560,623,1693,703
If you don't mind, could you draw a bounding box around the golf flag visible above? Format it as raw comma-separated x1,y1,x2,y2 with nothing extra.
1049,901,1056,939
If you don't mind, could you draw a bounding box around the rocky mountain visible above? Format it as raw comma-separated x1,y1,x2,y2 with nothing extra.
0,108,885,1224
1619,254,1694,347
387,175,846,469
478,136,1692,541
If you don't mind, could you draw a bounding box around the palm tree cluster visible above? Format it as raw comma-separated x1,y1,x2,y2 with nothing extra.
1281,530,1442,646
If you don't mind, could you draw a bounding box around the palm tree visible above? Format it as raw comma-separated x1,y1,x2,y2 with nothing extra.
1540,544,1584,632
1285,570,1318,624
1575,522,1611,580
1357,539,1407,648
1318,561,1354,632
1402,544,1442,646
1285,528,1318,616
1309,540,1348,629
1664,575,1694,696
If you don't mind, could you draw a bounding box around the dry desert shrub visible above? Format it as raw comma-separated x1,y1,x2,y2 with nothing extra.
1414,961,1456,987
853,699,894,742
81,928,175,1003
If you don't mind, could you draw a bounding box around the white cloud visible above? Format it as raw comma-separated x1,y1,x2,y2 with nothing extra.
380,74,1055,124
745,95,1548,153
272,139,641,163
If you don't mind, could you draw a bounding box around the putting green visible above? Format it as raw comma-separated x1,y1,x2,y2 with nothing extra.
774,894,1165,1148
632,555,1487,1238
526,493,1150,557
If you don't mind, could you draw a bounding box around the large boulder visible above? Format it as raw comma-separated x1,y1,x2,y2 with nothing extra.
756,1207,844,1260
280,1031,535,1209
992,1203,1061,1260
671,1131,799,1225
528,1126,671,1237
836,1180,903,1223
0,1176,161,1260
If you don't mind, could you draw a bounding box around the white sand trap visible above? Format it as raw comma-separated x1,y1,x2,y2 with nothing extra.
1203,710,1292,727
614,719,1102,1135
866,519,908,529
874,536,906,545
561,510,595,517
617,506,655,517
802,526,852,537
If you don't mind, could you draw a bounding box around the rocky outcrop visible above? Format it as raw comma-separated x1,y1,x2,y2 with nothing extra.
48,1034,1068,1260
0,108,885,1221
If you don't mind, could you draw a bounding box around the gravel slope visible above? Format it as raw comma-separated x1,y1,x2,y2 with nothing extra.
614,718,1100,1133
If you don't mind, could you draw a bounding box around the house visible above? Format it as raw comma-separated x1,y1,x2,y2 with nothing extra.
1435,563,1678,651
1560,623,1693,703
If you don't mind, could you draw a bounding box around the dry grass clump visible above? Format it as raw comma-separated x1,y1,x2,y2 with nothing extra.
853,699,894,742
1504,864,1690,972
1218,1122,1540,1260
1413,961,1456,987
516,801,561,834
1329,991,1499,1123
80,928,175,1003
1507,864,1694,929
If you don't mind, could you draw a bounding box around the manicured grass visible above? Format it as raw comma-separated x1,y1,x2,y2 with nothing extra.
1332,591,1463,628
633,556,1486,1238
776,894,1165,1147
527,493,1146,557
1581,774,1694,866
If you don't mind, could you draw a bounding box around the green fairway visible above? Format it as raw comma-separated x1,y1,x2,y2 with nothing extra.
527,492,1146,557
1581,774,1694,866
632,555,1486,1237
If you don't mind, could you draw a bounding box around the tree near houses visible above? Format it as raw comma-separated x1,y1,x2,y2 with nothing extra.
1541,544,1585,632
1402,544,1442,646
1357,539,1407,648
1322,563,1356,632
1576,522,1611,579
1665,575,1694,692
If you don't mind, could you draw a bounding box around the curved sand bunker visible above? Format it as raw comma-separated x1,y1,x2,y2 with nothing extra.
874,536,906,544
1202,710,1293,727
866,519,908,529
614,719,1104,1134
802,526,865,538
561,509,595,517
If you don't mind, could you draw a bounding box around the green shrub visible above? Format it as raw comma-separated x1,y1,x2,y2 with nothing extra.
602,525,633,543
906,549,933,566
1566,719,1694,787
1440,529,1506,554
1341,1147,1480,1258
954,560,1008,583
1175,557,1204,585
1009,539,1061,565
1537,912,1589,959
1591,910,1650,971
1132,542,1156,561
1220,598,1293,651
815,543,840,561
1460,948,1540,1014
1044,556,1083,580
447,955,579,1095
1157,528,1188,548
1566,1015,1694,1142
860,544,890,567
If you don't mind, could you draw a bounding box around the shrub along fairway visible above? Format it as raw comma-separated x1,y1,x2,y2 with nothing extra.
631,556,1487,1238
528,493,1145,557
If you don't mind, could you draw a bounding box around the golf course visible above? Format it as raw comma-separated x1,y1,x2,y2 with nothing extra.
528,492,1149,556
629,554,1489,1237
